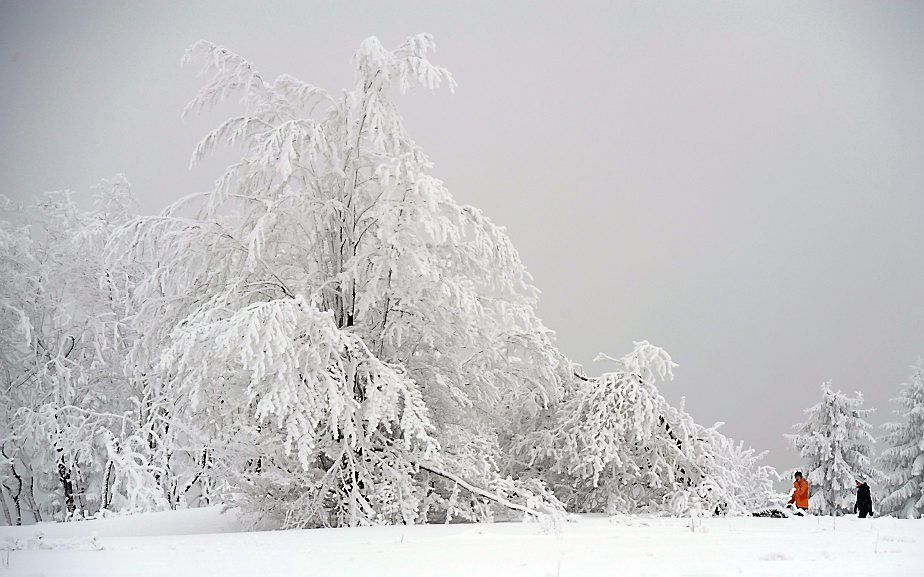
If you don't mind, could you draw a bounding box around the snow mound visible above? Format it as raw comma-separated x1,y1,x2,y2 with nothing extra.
0,506,245,540
2,512,923,576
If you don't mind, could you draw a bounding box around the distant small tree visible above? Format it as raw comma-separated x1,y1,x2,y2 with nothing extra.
787,382,878,515
878,358,924,519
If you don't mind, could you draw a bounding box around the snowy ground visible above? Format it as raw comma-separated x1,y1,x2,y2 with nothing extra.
1,508,922,576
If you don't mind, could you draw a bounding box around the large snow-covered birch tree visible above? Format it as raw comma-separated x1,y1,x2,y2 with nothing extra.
107,34,569,527
787,382,879,515
878,358,924,518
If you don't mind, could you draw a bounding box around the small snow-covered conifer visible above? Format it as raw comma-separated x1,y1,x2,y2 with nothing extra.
787,382,879,515
878,358,924,518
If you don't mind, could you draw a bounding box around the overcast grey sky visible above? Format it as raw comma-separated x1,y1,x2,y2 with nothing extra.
2,0,922,474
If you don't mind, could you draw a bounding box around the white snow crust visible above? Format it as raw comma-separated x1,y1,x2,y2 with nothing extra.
1,507,922,576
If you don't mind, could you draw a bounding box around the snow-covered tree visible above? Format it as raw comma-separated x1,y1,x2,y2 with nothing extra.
787,382,879,515
0,32,784,527
512,341,778,516
878,358,924,518
106,34,568,527
0,178,172,524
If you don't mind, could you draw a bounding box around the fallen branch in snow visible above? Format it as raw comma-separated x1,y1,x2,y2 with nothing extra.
417,462,541,518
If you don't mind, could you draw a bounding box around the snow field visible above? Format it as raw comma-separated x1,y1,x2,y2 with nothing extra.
1,508,922,577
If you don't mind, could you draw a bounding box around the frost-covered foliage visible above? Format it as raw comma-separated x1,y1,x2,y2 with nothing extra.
162,295,439,527
102,34,568,528
695,425,782,513
0,178,172,525
1,33,782,527
512,342,779,516
878,359,924,519
787,382,879,516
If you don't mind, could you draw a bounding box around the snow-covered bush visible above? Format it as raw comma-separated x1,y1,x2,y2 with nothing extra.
695,424,781,513
878,358,924,519
0,178,171,524
513,342,778,516
787,382,879,515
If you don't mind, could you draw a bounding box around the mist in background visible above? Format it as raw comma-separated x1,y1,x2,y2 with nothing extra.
2,0,922,476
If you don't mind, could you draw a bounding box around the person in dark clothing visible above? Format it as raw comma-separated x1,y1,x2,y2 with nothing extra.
854,480,873,518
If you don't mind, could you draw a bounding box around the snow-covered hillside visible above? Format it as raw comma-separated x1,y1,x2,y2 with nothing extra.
2,508,922,576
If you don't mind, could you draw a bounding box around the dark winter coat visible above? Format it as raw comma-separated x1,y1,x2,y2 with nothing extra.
855,483,872,515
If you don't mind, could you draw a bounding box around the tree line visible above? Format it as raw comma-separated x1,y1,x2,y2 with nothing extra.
787,363,924,518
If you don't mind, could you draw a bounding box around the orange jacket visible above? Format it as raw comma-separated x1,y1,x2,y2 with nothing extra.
788,478,809,509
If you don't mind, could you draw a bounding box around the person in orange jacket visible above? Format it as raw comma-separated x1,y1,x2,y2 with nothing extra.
787,471,810,515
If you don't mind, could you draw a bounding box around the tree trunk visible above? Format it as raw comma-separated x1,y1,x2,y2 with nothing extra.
417,462,541,518
0,485,13,526
2,459,23,526
101,460,114,511
24,477,40,523
57,459,76,518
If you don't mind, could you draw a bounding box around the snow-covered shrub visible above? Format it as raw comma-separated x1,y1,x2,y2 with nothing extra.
0,179,172,523
513,342,778,516
695,424,782,513
787,382,879,515
878,358,924,518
